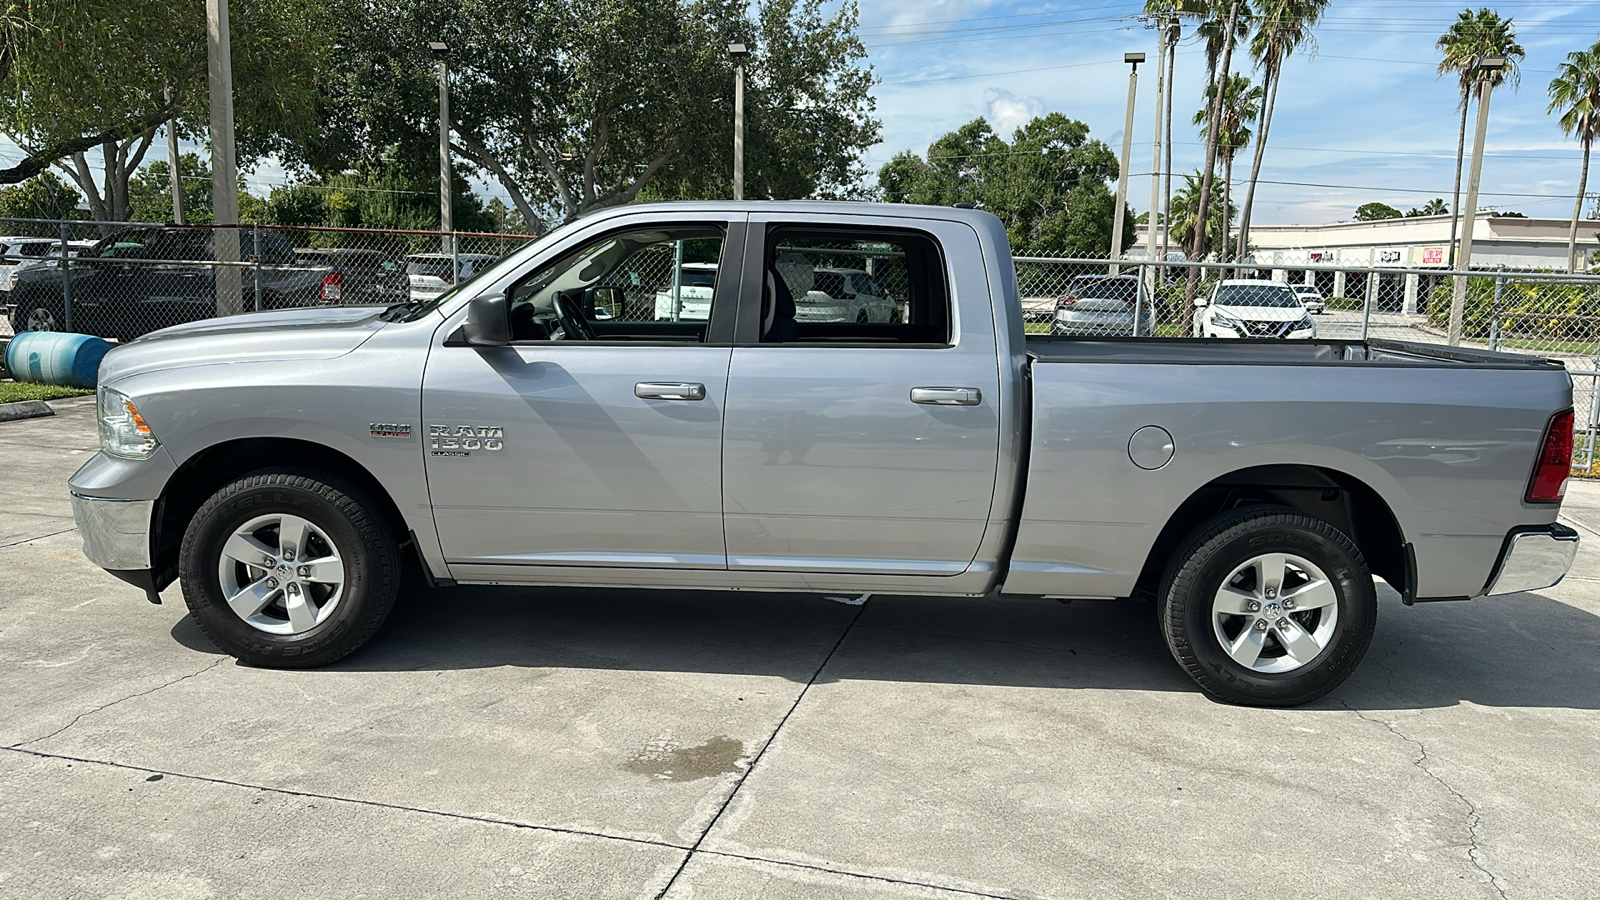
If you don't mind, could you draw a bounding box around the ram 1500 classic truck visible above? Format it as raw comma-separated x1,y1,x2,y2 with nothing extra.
68,202,1580,706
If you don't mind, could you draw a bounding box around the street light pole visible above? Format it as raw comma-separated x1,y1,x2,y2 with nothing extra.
429,41,452,254
1147,29,1165,271
729,43,748,201
205,0,241,315
1109,52,1144,275
1448,56,1506,346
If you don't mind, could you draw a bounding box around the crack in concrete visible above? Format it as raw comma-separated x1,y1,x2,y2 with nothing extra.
2,743,1020,899
0,527,77,551
10,658,225,749
1329,698,1509,900
653,600,871,899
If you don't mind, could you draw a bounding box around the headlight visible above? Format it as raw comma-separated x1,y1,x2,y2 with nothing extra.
1296,314,1314,331
98,387,159,459
1211,310,1244,329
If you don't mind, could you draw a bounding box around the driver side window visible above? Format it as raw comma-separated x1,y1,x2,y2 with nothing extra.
506,225,727,343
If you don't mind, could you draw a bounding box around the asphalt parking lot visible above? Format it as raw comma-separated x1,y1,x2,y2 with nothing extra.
3,397,1598,899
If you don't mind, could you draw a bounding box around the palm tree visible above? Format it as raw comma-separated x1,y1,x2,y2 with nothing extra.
1235,0,1328,262
1170,170,1233,259
1548,38,1600,273
1194,74,1263,260
1192,0,1249,272
1144,1,1210,260
1437,8,1524,267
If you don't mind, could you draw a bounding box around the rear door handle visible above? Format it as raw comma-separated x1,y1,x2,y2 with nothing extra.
911,386,982,406
636,382,707,401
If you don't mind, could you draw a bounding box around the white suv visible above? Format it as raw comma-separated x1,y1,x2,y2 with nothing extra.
0,237,61,294
652,262,718,321
1292,284,1326,314
1195,279,1316,339
796,267,898,323
406,253,500,301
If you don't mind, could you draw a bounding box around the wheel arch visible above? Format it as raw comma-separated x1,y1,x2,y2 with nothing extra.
150,437,414,591
1132,464,1409,603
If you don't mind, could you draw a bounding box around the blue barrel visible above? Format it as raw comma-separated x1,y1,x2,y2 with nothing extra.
4,332,112,389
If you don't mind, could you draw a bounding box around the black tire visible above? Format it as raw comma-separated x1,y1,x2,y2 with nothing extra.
1158,505,1376,707
856,309,870,323
11,296,63,333
179,469,400,668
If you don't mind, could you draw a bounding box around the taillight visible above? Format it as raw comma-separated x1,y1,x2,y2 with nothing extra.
1056,295,1079,308
1526,409,1574,503
321,272,342,302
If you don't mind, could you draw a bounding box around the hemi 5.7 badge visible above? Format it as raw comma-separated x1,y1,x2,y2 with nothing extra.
429,424,505,456
370,423,412,438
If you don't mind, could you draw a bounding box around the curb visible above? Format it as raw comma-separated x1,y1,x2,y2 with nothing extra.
0,399,56,422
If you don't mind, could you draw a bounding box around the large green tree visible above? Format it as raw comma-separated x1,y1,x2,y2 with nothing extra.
1355,201,1403,221
306,0,878,228
1548,37,1600,273
878,114,1130,257
1436,8,1524,265
0,0,330,223
0,171,80,230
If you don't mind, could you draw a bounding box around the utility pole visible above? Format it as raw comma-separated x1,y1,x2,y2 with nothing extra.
1161,19,1180,266
1109,52,1144,274
206,0,241,315
729,43,749,201
1448,56,1507,346
1147,23,1167,272
429,42,452,254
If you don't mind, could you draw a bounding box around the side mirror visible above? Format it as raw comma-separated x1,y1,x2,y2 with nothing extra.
1193,297,1209,308
463,292,510,346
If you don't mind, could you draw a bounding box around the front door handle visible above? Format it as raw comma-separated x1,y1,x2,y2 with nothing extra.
636,382,707,401
911,386,982,406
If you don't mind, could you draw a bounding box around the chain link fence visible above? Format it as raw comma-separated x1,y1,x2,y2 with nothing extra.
3,218,1597,473
0,217,538,341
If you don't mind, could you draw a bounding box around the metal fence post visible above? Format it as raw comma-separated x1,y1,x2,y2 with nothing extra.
1361,269,1375,341
58,222,73,333
1488,266,1505,352
252,224,263,312
670,239,684,322
451,233,460,289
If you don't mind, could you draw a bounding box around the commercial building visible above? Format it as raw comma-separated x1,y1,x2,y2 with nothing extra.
1135,211,1600,314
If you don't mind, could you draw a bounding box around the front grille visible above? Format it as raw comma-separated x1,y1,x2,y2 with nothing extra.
1242,320,1290,338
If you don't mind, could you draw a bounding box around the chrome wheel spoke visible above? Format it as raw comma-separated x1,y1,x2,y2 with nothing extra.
227,578,280,619
298,555,343,585
1215,585,1260,615
276,515,313,562
284,590,318,631
1282,578,1337,612
221,532,276,567
1227,625,1267,668
1274,618,1326,665
1256,553,1287,598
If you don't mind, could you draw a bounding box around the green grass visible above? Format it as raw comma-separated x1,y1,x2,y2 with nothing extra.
1463,336,1600,356
0,380,93,403
1023,322,1188,337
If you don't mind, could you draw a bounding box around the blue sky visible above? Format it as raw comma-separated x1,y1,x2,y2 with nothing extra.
857,0,1600,224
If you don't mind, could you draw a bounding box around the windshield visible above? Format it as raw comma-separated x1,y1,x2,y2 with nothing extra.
1065,277,1138,301
1213,284,1301,308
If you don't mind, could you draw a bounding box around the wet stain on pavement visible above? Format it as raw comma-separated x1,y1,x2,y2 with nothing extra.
624,736,746,782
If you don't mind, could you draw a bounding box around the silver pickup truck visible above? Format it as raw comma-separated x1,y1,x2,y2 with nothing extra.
68,202,1580,706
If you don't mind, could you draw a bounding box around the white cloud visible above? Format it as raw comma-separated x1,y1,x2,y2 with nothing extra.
984,88,1045,138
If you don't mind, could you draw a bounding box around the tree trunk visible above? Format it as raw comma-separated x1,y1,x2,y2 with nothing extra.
1236,62,1279,265
1222,155,1233,263
1191,0,1241,296
1568,140,1590,273
1447,91,1470,267
453,133,543,233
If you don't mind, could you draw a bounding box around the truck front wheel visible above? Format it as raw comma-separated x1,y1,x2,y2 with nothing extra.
1159,505,1377,707
178,470,400,668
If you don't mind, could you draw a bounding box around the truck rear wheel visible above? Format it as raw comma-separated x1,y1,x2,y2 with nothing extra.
179,470,400,668
1159,505,1376,707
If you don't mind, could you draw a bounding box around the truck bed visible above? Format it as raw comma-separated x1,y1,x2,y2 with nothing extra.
1025,336,1567,369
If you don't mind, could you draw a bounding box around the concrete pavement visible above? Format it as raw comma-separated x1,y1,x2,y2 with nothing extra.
1,399,1597,899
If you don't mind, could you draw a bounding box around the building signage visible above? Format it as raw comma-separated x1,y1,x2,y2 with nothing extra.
1420,247,1445,265
1379,250,1402,264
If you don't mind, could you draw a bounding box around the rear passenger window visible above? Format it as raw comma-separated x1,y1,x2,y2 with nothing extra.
760,228,950,345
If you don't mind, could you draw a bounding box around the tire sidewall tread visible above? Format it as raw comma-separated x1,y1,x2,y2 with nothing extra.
1159,504,1377,707
179,469,399,669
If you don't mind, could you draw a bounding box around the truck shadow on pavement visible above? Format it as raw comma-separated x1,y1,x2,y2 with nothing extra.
169,579,1600,711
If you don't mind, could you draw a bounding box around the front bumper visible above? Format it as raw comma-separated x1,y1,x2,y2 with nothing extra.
1484,524,1580,596
70,492,153,571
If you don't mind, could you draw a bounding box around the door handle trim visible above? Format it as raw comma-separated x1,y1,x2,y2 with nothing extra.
910,386,982,406
636,382,707,401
